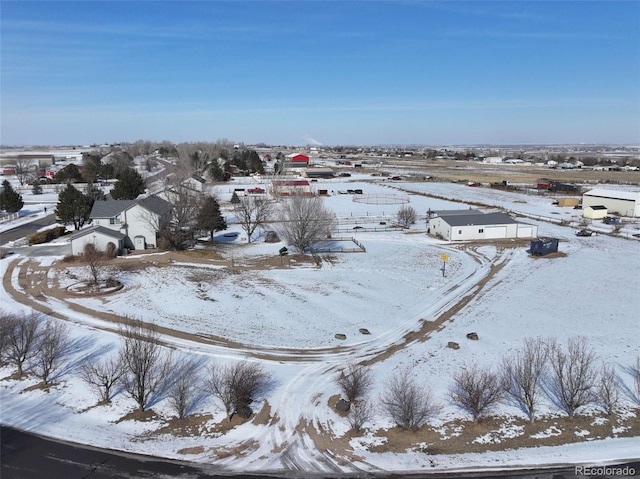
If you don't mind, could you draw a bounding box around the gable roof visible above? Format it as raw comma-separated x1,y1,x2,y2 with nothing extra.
584,189,640,201
430,209,483,217
90,194,171,219
136,195,172,216
70,225,127,241
90,199,137,218
437,212,518,227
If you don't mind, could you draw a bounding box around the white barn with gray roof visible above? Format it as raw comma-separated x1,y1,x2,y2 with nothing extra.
429,211,537,241
70,195,171,254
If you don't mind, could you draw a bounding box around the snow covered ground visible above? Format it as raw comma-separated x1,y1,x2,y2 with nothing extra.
1,176,639,475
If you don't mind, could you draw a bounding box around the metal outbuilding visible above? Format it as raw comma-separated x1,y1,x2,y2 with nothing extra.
582,189,640,217
428,212,538,241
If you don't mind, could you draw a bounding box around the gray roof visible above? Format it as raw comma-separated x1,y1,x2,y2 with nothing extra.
90,199,137,218
70,225,126,241
137,195,172,216
437,212,518,227
587,205,608,210
90,194,171,218
430,209,483,217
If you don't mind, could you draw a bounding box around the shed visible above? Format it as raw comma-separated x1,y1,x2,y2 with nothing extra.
528,237,559,256
557,197,580,207
583,205,608,220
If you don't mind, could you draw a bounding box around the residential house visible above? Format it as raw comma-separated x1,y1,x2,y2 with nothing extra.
70,195,172,255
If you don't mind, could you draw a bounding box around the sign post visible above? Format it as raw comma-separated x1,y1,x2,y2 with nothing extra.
440,253,448,277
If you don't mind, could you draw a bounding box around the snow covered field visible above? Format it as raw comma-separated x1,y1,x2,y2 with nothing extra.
1,177,639,475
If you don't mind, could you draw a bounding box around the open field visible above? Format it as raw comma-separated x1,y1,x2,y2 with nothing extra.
1,175,640,476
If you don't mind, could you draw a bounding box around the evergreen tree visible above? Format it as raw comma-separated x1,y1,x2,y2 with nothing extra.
230,191,241,205
31,179,43,195
55,184,94,230
0,180,24,213
197,196,227,240
110,167,146,200
54,163,83,183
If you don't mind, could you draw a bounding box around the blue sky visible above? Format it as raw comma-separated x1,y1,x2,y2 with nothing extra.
1,1,639,146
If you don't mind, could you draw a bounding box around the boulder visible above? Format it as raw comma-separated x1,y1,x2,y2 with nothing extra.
335,398,351,412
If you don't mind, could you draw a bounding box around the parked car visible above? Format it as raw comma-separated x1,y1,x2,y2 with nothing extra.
576,229,596,237
603,216,620,225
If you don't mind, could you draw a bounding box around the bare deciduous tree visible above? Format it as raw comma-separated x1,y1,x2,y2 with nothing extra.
0,311,14,363
631,356,640,405
501,337,549,422
335,362,373,403
206,361,273,419
79,354,125,403
83,243,107,286
32,320,70,384
396,205,417,227
168,358,200,419
596,361,620,415
120,318,171,411
546,336,598,417
450,366,503,423
380,368,441,431
277,194,336,253
14,156,36,186
234,195,273,243
3,311,42,376
348,398,373,432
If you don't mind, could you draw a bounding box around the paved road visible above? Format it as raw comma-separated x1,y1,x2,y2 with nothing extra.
0,213,57,245
0,213,73,257
0,425,281,479
2,426,638,479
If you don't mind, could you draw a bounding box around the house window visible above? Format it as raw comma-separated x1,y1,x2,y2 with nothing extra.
479,228,484,233
109,218,117,225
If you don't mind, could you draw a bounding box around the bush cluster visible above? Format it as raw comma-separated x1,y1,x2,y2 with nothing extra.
28,226,67,245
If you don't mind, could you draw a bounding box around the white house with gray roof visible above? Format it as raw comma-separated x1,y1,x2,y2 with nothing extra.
428,211,537,241
70,195,171,255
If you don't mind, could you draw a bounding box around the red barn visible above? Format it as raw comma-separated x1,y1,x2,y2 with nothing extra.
285,153,310,168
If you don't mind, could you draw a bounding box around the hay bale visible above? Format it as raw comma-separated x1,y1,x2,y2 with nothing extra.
335,334,347,340
447,341,460,350
466,332,479,340
359,328,371,335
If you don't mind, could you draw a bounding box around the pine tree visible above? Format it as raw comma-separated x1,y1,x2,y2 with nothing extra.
0,180,24,213
55,184,94,230
197,196,227,240
230,191,240,205
110,167,146,200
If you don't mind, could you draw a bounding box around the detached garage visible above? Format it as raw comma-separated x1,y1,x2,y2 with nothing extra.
429,212,538,241
70,225,126,256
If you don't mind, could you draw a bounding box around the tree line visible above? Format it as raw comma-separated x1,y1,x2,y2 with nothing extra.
2,314,639,431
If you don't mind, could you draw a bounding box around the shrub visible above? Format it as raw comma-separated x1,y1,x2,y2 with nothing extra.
28,226,67,245
106,242,118,258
